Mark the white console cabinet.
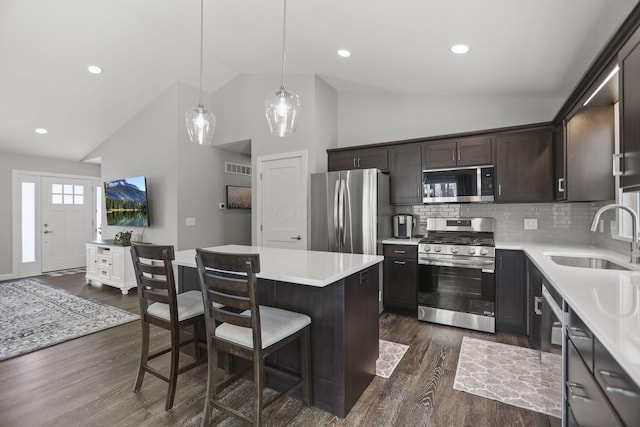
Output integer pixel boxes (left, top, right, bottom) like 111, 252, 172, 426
85, 241, 136, 295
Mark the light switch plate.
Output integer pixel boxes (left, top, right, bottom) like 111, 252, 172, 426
185, 217, 196, 226
524, 218, 538, 230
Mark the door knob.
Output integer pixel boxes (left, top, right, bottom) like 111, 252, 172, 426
290, 235, 302, 240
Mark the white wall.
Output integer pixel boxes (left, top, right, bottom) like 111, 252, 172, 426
88, 83, 180, 247
0, 152, 100, 275
337, 92, 564, 147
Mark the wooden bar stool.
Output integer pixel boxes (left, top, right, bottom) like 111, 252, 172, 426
195, 248, 312, 426
130, 243, 206, 410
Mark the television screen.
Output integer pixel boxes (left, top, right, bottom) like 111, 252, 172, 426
104, 176, 149, 226
226, 185, 251, 209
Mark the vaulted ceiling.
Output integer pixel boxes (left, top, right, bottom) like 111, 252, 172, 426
0, 0, 637, 161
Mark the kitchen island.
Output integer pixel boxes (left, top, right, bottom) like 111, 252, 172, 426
173, 244, 383, 418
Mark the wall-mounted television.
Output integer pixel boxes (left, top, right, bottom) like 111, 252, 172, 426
226, 185, 251, 209
104, 176, 150, 226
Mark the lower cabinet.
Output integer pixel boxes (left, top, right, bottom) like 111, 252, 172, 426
383, 244, 417, 314
495, 250, 527, 335
85, 241, 136, 295
565, 306, 639, 426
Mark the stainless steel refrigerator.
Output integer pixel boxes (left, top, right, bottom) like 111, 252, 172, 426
310, 168, 392, 255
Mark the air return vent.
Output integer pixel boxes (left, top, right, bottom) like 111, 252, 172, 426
225, 162, 251, 176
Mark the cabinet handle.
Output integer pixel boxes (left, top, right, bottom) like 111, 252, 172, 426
452, 150, 456, 161
558, 178, 565, 193
568, 326, 591, 340
599, 370, 622, 379
353, 158, 357, 168
606, 386, 639, 397
394, 250, 406, 254
457, 149, 461, 162
566, 382, 591, 402
613, 153, 623, 176
534, 296, 542, 315
394, 260, 406, 265
358, 157, 361, 168
498, 184, 502, 196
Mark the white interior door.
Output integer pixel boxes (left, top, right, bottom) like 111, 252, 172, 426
257, 151, 308, 250
41, 176, 93, 271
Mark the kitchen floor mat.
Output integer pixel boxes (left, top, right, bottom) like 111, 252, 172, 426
376, 339, 409, 378
453, 336, 562, 419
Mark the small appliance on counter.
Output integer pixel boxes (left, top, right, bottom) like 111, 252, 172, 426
393, 214, 415, 239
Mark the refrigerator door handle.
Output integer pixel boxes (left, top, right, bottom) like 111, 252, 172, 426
338, 179, 345, 247
333, 180, 340, 246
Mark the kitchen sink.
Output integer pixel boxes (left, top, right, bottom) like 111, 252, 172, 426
548, 255, 632, 271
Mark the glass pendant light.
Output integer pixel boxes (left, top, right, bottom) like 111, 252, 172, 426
185, 0, 216, 145
265, 0, 300, 137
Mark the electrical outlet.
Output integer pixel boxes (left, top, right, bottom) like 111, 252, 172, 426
185, 217, 196, 226
524, 218, 538, 230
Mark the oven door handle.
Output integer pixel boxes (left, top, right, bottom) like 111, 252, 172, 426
419, 257, 495, 272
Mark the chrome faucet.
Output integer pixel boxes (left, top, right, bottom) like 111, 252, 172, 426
590, 203, 640, 264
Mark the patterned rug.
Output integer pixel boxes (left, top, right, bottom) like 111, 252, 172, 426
376, 339, 409, 378
453, 336, 562, 418
0, 279, 139, 361
45, 267, 86, 277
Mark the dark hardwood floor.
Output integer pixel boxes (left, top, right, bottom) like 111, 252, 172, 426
0, 274, 559, 426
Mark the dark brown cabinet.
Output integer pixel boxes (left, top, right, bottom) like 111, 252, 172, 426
619, 27, 640, 190
422, 136, 492, 169
383, 244, 417, 313
328, 147, 388, 172
527, 259, 544, 348
388, 143, 423, 205
494, 128, 553, 202
496, 250, 527, 335
555, 105, 615, 201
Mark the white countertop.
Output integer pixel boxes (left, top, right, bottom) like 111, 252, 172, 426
497, 241, 640, 386
173, 244, 383, 288
381, 237, 422, 245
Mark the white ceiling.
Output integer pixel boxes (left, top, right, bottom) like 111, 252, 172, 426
0, 0, 637, 161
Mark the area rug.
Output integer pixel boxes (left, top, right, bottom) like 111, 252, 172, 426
376, 339, 409, 378
45, 267, 86, 277
0, 279, 139, 361
453, 336, 562, 418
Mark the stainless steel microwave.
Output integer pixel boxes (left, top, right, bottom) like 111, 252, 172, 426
422, 166, 495, 203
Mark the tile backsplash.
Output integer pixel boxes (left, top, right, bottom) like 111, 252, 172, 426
394, 200, 631, 256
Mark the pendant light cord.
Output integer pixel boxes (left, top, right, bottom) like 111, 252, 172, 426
280, 0, 287, 89
198, 0, 205, 105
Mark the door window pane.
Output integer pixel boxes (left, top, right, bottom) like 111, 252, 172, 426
21, 182, 36, 263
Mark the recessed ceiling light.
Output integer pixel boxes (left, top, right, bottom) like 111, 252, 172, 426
451, 44, 470, 55
35, 128, 48, 134
337, 49, 351, 58
87, 65, 102, 74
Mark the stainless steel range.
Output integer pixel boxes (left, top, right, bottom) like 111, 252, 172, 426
417, 217, 496, 333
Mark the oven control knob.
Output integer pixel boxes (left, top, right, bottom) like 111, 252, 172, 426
480, 248, 488, 256
424, 245, 431, 252
468, 248, 476, 255
450, 247, 458, 254
434, 246, 442, 253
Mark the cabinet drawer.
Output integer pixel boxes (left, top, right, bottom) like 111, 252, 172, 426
97, 256, 111, 266
97, 267, 111, 279
567, 307, 594, 372
383, 244, 417, 258
594, 338, 640, 427
567, 341, 623, 427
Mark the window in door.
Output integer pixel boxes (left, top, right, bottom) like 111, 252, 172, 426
21, 182, 36, 263
96, 184, 102, 239
51, 183, 84, 205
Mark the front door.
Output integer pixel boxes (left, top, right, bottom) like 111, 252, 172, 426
41, 176, 93, 272
257, 151, 308, 250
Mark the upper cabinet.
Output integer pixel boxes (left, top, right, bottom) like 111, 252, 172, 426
389, 143, 423, 205
328, 147, 388, 172
619, 26, 640, 190
494, 128, 554, 202
422, 136, 492, 169
558, 105, 615, 201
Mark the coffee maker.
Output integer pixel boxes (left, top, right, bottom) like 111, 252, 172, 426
393, 214, 415, 239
